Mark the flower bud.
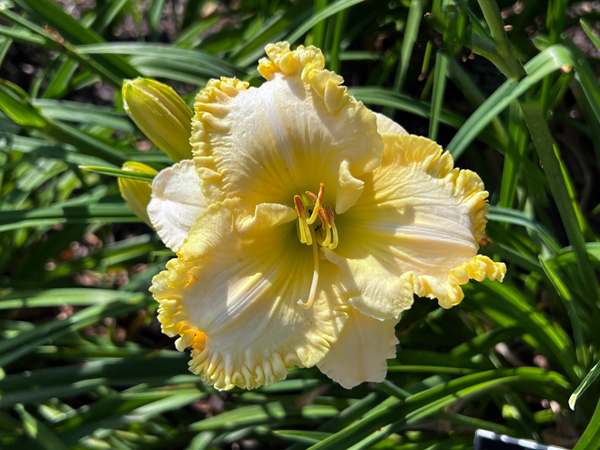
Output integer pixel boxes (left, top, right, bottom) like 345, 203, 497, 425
118, 161, 157, 226
123, 78, 193, 162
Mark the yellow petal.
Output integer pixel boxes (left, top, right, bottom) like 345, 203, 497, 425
118, 161, 157, 226
147, 160, 207, 252
317, 309, 398, 389
123, 78, 193, 162
151, 198, 347, 390
192, 43, 382, 214
325, 134, 506, 318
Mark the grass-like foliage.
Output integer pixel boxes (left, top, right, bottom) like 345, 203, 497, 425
1, 0, 600, 448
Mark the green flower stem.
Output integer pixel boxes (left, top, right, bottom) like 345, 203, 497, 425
476, 0, 526, 80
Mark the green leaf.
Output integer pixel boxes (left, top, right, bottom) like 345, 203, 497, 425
463, 280, 579, 382
33, 99, 134, 132
307, 368, 569, 450
446, 45, 572, 159
14, 404, 69, 450
273, 429, 327, 444
13, 0, 140, 80
475, 0, 525, 78
539, 256, 588, 368
574, 399, 600, 450
522, 102, 599, 306
92, 0, 129, 34
570, 362, 600, 410
393, 0, 422, 93
311, 0, 328, 49
0, 289, 143, 310
286, 0, 366, 44
43, 120, 127, 166
76, 43, 242, 78
0, 79, 47, 127
229, 0, 312, 67
429, 52, 448, 141
190, 402, 345, 432
350, 86, 504, 150
0, 199, 139, 232
148, 0, 167, 31
581, 20, 600, 51
0, 295, 150, 368
487, 206, 560, 252
41, 57, 79, 99
80, 166, 156, 182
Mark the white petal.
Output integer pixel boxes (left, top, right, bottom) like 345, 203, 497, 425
151, 198, 347, 390
147, 160, 207, 251
325, 134, 505, 318
318, 309, 398, 389
375, 112, 408, 135
192, 48, 383, 215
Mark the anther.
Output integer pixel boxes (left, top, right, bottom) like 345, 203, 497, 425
324, 204, 334, 224
317, 209, 328, 227
294, 195, 305, 217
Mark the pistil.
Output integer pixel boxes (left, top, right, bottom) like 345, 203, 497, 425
293, 183, 338, 308
298, 228, 319, 309
306, 183, 324, 225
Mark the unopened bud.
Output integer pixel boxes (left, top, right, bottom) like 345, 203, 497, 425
123, 78, 193, 162
118, 161, 157, 226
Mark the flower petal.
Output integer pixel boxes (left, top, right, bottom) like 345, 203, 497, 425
192, 43, 383, 214
317, 309, 398, 389
374, 112, 408, 135
147, 160, 207, 252
151, 198, 347, 390
325, 134, 506, 319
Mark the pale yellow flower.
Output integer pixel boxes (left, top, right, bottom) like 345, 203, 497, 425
143, 42, 506, 390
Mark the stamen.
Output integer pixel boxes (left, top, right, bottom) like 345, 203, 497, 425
317, 183, 325, 204
306, 183, 324, 225
294, 195, 312, 245
298, 228, 319, 309
317, 209, 328, 227
319, 208, 331, 246
325, 204, 338, 249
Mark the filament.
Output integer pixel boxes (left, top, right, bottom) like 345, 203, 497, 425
298, 228, 319, 309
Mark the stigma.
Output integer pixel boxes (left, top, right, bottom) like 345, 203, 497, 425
294, 184, 339, 309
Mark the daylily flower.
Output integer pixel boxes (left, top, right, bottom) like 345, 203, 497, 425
128, 42, 505, 390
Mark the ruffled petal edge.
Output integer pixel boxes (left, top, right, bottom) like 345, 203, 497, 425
400, 254, 506, 309
150, 199, 346, 390
191, 77, 250, 201
257, 42, 379, 140
384, 134, 490, 243
152, 239, 307, 391
382, 134, 505, 309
